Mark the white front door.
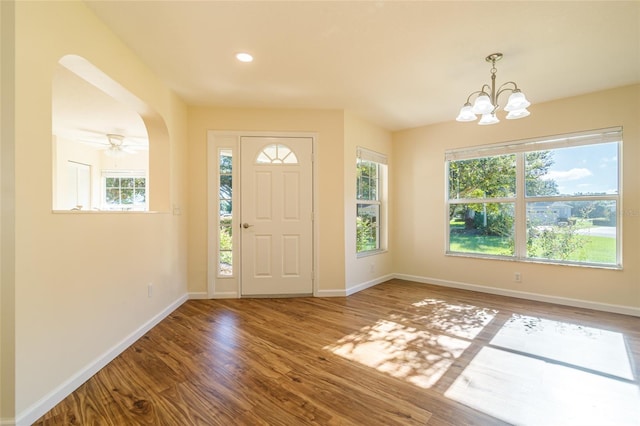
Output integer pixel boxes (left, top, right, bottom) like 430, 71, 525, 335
240, 136, 313, 296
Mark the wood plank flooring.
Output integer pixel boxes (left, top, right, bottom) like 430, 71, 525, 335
35, 279, 640, 425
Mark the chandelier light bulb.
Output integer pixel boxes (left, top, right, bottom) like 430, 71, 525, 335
504, 90, 531, 112
506, 108, 531, 120
479, 113, 500, 125
472, 94, 494, 115
456, 104, 478, 122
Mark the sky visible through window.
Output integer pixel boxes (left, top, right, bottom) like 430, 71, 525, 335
539, 142, 618, 195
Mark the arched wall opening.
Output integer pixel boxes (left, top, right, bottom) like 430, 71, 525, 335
52, 54, 170, 212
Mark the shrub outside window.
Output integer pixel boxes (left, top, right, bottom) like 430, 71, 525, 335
446, 128, 621, 268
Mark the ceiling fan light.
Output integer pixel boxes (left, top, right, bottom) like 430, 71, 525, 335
506, 108, 531, 120
105, 147, 126, 158
478, 113, 500, 125
504, 90, 531, 112
471, 94, 494, 115
456, 104, 477, 122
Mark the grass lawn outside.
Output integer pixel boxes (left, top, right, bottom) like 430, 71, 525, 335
565, 236, 616, 264
449, 222, 616, 265
449, 233, 514, 256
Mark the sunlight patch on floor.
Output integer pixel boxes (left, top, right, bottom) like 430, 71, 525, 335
324, 299, 497, 388
324, 319, 469, 388
445, 346, 640, 426
411, 298, 497, 340
491, 314, 634, 380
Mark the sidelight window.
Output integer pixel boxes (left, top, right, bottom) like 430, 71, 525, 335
219, 149, 233, 276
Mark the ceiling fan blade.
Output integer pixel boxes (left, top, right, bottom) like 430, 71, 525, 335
55, 128, 149, 156
78, 139, 108, 146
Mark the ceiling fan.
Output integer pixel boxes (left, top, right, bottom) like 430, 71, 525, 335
68, 129, 149, 157
104, 134, 136, 157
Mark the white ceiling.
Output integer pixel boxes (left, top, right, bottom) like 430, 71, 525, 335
52, 64, 149, 147
81, 0, 639, 131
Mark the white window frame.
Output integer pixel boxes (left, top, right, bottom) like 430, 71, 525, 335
356, 147, 388, 255
445, 127, 622, 269
101, 170, 148, 211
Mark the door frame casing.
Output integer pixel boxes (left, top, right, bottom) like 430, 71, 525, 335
206, 131, 318, 299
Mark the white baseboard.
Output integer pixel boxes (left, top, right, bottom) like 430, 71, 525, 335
315, 274, 394, 297
394, 273, 640, 317
346, 274, 394, 296
15, 294, 188, 426
315, 288, 348, 297
211, 291, 239, 299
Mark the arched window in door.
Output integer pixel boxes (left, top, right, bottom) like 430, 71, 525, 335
256, 144, 298, 164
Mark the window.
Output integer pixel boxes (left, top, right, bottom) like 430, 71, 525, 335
357, 147, 387, 254
102, 171, 147, 211
256, 144, 298, 164
219, 149, 233, 276
446, 128, 621, 268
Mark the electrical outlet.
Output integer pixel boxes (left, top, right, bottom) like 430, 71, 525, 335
148, 283, 153, 298
514, 272, 522, 282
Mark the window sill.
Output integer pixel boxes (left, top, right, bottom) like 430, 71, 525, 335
52, 209, 167, 214
357, 249, 388, 259
445, 251, 622, 271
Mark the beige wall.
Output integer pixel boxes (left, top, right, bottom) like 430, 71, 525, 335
4, 0, 639, 423
187, 107, 347, 295
344, 112, 393, 291
1, 0, 16, 422
11, 1, 188, 422
392, 85, 640, 310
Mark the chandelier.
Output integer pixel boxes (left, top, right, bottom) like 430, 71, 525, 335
456, 53, 531, 125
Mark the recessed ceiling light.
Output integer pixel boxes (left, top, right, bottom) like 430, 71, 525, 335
236, 52, 253, 63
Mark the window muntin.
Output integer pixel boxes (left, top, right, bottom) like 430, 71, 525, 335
356, 147, 387, 254
446, 128, 621, 268
102, 171, 146, 211
256, 144, 298, 164
219, 149, 233, 276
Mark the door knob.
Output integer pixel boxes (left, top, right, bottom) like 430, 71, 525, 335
242, 223, 253, 229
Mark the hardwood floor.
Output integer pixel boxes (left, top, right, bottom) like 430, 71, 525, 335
35, 279, 640, 425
